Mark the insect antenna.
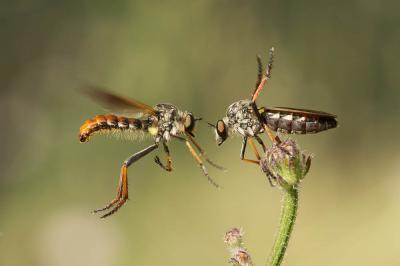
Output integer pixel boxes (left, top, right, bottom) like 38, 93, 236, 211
207, 122, 216, 128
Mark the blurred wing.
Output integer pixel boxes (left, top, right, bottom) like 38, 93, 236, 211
83, 86, 156, 116
264, 107, 337, 118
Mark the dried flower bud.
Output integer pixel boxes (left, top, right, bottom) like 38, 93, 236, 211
260, 139, 311, 189
230, 248, 253, 266
224, 228, 253, 266
224, 228, 243, 247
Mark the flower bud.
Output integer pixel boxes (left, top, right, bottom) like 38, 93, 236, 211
260, 139, 311, 189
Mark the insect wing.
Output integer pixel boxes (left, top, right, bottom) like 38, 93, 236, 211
83, 86, 156, 117
264, 107, 336, 118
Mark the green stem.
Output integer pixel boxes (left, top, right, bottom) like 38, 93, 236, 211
268, 187, 299, 266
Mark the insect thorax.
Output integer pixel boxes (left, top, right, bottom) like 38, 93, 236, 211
150, 103, 186, 141
224, 99, 264, 137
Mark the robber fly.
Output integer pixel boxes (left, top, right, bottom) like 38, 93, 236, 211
211, 47, 337, 168
79, 87, 223, 218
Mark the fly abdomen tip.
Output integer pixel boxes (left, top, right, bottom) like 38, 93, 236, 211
79, 133, 89, 143
328, 118, 338, 129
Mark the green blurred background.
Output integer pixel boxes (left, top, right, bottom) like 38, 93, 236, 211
1, 1, 399, 265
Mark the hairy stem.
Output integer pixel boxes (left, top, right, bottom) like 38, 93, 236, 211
268, 186, 299, 266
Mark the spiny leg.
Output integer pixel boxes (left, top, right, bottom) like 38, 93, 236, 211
92, 167, 124, 213
185, 133, 226, 171
99, 166, 129, 219
251, 47, 275, 102
93, 143, 158, 218
184, 140, 220, 188
255, 54, 263, 89
154, 142, 173, 172
249, 48, 280, 144
266, 47, 274, 79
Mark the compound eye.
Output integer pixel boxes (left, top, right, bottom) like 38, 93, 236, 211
184, 113, 195, 131
215, 120, 228, 146
216, 120, 226, 136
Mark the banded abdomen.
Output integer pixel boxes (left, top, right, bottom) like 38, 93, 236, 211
79, 114, 144, 142
261, 107, 337, 134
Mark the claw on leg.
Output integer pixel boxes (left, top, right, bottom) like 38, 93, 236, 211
93, 165, 129, 219
154, 155, 173, 172
100, 165, 129, 219
154, 142, 173, 172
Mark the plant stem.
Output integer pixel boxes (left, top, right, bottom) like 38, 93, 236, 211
268, 186, 299, 266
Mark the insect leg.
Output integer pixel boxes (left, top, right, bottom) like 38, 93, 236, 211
261, 164, 277, 187
266, 47, 274, 79
250, 101, 282, 145
248, 138, 261, 160
263, 125, 282, 144
240, 137, 260, 165
251, 47, 275, 102
240, 137, 248, 160
184, 140, 220, 188
154, 142, 173, 172
254, 135, 267, 152
93, 143, 159, 218
241, 158, 260, 165
171, 134, 221, 187
185, 133, 226, 171
255, 54, 263, 89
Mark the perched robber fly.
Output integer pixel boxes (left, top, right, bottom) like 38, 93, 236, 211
79, 87, 223, 218
210, 47, 337, 178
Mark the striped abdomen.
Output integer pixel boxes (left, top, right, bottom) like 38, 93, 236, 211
79, 114, 144, 142
261, 108, 337, 134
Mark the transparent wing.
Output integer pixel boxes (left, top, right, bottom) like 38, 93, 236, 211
82, 86, 156, 117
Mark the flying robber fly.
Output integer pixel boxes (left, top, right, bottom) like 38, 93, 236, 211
79, 87, 224, 218
210, 47, 337, 183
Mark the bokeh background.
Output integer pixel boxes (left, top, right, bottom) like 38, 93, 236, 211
1, 1, 399, 265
